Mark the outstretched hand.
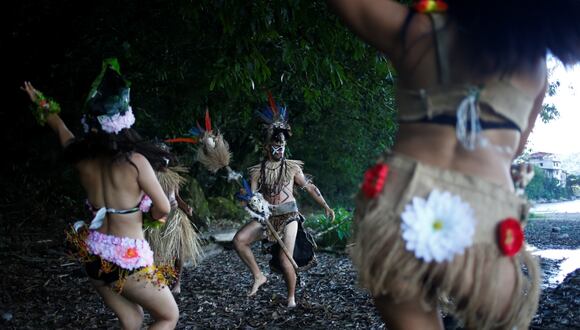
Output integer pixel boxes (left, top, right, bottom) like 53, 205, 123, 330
325, 207, 335, 222
21, 81, 41, 103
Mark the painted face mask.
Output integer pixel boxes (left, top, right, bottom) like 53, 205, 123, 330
271, 144, 285, 156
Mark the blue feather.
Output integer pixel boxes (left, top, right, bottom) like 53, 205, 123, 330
263, 107, 274, 120
234, 177, 254, 201
189, 127, 203, 137
279, 106, 287, 121
235, 192, 251, 201
242, 178, 253, 197
255, 109, 273, 124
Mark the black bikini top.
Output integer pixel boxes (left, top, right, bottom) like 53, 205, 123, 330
396, 13, 535, 133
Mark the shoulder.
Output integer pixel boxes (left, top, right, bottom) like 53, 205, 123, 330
286, 159, 304, 166
248, 162, 261, 170
508, 57, 548, 98
247, 162, 262, 179
285, 159, 304, 174
129, 152, 149, 164
248, 163, 261, 173
128, 152, 154, 172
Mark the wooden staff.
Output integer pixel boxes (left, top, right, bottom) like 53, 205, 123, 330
264, 218, 299, 270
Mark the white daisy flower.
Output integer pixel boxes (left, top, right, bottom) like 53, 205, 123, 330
401, 189, 476, 263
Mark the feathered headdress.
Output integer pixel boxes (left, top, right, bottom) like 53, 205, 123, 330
166, 109, 231, 173
255, 92, 291, 145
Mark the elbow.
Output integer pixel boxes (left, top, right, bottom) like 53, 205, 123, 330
152, 199, 171, 220
152, 209, 170, 221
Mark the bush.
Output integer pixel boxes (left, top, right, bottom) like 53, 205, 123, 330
305, 207, 352, 248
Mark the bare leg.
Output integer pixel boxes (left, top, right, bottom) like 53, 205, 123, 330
121, 273, 179, 330
172, 258, 183, 294
279, 221, 298, 308
90, 279, 144, 330
375, 295, 443, 330
233, 220, 267, 296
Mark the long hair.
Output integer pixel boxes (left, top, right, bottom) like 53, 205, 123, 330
445, 0, 580, 73
64, 128, 173, 171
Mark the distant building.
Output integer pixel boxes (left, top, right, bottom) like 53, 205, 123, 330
528, 152, 567, 186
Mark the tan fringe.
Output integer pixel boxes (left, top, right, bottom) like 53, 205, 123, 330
351, 154, 541, 330
352, 206, 539, 329
145, 208, 203, 266
197, 133, 231, 173
248, 159, 304, 186
156, 167, 187, 195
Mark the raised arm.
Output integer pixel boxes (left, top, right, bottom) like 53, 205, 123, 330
295, 169, 335, 221
133, 153, 171, 221
515, 76, 548, 157
21, 81, 75, 148
327, 0, 411, 57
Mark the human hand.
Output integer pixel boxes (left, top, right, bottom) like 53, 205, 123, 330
325, 207, 335, 222
21, 81, 41, 103
21, 81, 61, 126
183, 204, 193, 217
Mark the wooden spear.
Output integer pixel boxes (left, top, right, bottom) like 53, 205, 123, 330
263, 218, 299, 270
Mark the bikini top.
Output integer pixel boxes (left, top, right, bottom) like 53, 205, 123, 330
397, 13, 536, 151
84, 194, 151, 230
86, 200, 142, 215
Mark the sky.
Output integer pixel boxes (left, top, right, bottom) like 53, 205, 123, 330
527, 58, 580, 156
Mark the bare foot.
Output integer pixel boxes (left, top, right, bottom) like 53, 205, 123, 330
247, 274, 267, 296
171, 281, 181, 294
287, 297, 296, 308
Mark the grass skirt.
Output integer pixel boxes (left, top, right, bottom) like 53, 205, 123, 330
351, 153, 540, 329
145, 208, 203, 267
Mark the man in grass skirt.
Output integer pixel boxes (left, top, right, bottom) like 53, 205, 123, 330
233, 94, 335, 308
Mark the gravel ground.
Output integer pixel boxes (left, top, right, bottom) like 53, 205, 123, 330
0, 216, 578, 329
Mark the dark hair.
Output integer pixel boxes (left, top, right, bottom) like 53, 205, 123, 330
64, 128, 173, 171
445, 0, 580, 73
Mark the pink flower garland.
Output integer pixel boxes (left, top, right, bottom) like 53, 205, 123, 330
139, 195, 152, 213
97, 107, 136, 134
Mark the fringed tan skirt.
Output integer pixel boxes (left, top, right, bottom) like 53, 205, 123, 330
352, 153, 540, 330
145, 208, 203, 267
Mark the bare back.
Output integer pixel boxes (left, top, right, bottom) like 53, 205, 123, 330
330, 0, 548, 189
76, 152, 169, 239
393, 14, 546, 188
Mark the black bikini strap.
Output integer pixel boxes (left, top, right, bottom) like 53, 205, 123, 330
428, 13, 451, 84
399, 9, 417, 48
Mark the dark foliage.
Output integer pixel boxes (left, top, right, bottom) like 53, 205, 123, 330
5, 0, 398, 212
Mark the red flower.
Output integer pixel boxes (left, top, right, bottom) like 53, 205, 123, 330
497, 218, 524, 256
362, 163, 389, 198
123, 247, 139, 259
414, 0, 448, 13
39, 99, 50, 109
